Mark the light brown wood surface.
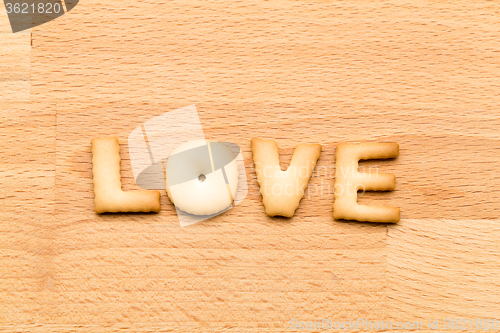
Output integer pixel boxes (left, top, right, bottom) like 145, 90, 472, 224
0, 2, 30, 101
1, 0, 500, 332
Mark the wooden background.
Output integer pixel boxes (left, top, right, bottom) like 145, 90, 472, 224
1, 0, 500, 331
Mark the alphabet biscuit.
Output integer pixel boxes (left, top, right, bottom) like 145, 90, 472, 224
251, 138, 321, 217
92, 137, 161, 213
165, 140, 239, 216
333, 143, 400, 223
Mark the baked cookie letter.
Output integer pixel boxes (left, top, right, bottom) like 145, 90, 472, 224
92, 137, 161, 213
251, 138, 321, 217
333, 143, 399, 223
165, 140, 239, 216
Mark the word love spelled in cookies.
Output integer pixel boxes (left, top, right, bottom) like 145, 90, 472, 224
91, 137, 400, 223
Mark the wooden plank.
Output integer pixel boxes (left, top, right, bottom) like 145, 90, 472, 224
0, 104, 55, 215
0, 324, 455, 333
0, 33, 30, 101
387, 218, 500, 321
31, 0, 500, 108
0, 104, 54, 164
0, 2, 31, 101
0, 104, 55, 325
0, 212, 54, 325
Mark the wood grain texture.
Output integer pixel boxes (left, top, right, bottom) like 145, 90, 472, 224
0, 0, 499, 331
0, 33, 30, 101
0, 3, 31, 101
388, 219, 500, 321
0, 103, 55, 325
31, 0, 500, 107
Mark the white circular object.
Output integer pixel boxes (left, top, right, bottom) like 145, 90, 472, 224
165, 140, 239, 215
